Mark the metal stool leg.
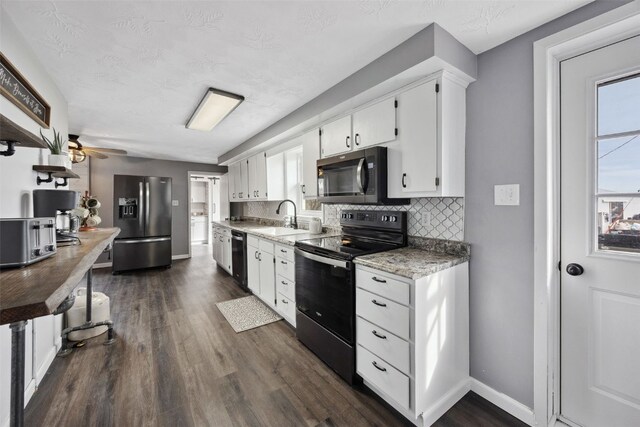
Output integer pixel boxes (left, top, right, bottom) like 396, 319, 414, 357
10, 320, 27, 427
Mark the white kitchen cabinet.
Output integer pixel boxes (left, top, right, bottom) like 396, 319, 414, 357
355, 262, 469, 426
387, 73, 467, 198
239, 160, 249, 200
228, 164, 238, 202
247, 237, 276, 309
352, 97, 397, 149
301, 128, 320, 198
320, 115, 352, 158
247, 152, 268, 200
213, 226, 232, 274
266, 153, 285, 201
191, 216, 207, 242
191, 181, 206, 203
274, 243, 296, 326
223, 229, 233, 273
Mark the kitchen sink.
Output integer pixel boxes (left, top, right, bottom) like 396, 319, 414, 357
247, 227, 309, 236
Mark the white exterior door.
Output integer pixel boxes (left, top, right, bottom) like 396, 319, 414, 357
560, 36, 640, 427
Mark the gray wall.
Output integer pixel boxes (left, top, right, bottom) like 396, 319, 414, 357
90, 156, 226, 260
465, 0, 630, 408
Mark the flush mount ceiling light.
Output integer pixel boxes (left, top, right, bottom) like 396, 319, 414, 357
185, 88, 244, 131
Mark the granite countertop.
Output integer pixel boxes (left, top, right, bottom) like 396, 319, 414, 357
354, 237, 470, 280
212, 220, 338, 246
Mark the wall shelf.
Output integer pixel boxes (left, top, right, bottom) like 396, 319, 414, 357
0, 114, 47, 156
32, 165, 79, 188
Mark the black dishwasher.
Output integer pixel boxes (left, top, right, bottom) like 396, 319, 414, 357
231, 230, 247, 291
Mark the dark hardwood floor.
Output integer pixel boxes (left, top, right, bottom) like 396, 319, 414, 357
25, 245, 527, 427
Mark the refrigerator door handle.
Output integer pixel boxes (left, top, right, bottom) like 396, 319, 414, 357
145, 181, 150, 234
139, 181, 144, 231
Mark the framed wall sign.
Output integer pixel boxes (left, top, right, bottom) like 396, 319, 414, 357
0, 52, 51, 128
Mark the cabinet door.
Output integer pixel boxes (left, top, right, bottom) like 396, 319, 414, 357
352, 97, 397, 149
239, 160, 249, 200
301, 128, 320, 198
247, 155, 257, 200
396, 81, 438, 194
225, 236, 233, 273
259, 251, 276, 308
228, 164, 237, 201
320, 115, 352, 158
247, 245, 260, 294
266, 153, 285, 201
255, 153, 267, 200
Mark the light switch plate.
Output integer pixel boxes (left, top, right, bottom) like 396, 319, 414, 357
172, 200, 179, 206
494, 184, 520, 206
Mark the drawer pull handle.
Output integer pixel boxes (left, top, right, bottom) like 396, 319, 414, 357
281, 261, 287, 264
372, 361, 387, 372
280, 249, 287, 253
372, 330, 387, 340
372, 299, 387, 307
281, 299, 288, 304
281, 281, 287, 285
371, 276, 387, 283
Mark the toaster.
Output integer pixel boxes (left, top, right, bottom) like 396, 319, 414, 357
0, 218, 57, 268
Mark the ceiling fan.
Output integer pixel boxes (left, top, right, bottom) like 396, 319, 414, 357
67, 134, 127, 163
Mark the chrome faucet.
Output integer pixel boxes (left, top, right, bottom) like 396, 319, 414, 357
276, 199, 298, 229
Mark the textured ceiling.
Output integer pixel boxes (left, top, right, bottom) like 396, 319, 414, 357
2, 0, 590, 163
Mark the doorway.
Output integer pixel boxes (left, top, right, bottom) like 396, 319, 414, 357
188, 171, 222, 255
559, 36, 640, 426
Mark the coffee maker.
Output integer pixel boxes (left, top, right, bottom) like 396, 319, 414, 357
33, 190, 80, 246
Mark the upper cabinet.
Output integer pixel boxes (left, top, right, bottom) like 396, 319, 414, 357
300, 128, 320, 198
320, 98, 397, 158
320, 115, 352, 158
247, 152, 268, 200
352, 97, 397, 149
387, 73, 466, 198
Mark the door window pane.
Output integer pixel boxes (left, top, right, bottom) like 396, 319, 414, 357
597, 196, 640, 253
597, 135, 640, 193
598, 74, 640, 136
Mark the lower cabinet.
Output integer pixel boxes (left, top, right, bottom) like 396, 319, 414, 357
212, 226, 232, 275
247, 236, 276, 310
355, 263, 469, 426
274, 244, 296, 327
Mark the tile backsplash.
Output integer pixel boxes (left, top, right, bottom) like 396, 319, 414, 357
236, 198, 465, 241
323, 198, 465, 241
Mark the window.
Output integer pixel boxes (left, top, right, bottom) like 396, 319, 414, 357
284, 146, 322, 217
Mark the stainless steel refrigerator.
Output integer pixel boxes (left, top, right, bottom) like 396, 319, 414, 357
112, 175, 172, 273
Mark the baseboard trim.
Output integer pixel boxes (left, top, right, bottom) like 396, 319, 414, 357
470, 378, 535, 426
92, 253, 190, 270
35, 346, 58, 386
421, 378, 471, 427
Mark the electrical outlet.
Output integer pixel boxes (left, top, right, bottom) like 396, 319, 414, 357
172, 200, 179, 206
421, 212, 431, 227
494, 184, 520, 206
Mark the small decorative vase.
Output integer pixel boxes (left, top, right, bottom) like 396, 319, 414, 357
48, 154, 68, 168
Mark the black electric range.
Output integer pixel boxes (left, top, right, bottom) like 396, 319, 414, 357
294, 210, 407, 384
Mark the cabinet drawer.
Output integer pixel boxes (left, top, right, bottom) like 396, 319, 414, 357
259, 239, 274, 254
356, 288, 410, 340
357, 268, 410, 306
247, 235, 260, 248
357, 345, 409, 410
277, 275, 295, 301
357, 316, 410, 375
275, 244, 294, 262
277, 293, 296, 325
276, 257, 295, 281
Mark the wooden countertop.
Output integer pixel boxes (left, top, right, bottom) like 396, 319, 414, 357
0, 228, 120, 325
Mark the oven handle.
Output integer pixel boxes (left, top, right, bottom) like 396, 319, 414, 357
295, 248, 348, 269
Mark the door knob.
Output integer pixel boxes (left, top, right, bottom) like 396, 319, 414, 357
566, 263, 584, 276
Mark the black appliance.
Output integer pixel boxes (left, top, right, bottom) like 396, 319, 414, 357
294, 210, 407, 384
231, 230, 247, 290
112, 175, 172, 273
32, 189, 79, 245
316, 146, 409, 205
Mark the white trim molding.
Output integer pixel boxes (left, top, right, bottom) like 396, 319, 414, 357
470, 378, 535, 426
533, 2, 640, 426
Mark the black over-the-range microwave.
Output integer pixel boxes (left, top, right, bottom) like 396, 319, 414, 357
316, 146, 410, 205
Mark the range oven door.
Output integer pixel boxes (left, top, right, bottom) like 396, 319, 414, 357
294, 248, 354, 344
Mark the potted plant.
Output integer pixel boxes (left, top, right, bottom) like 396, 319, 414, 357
40, 128, 70, 168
